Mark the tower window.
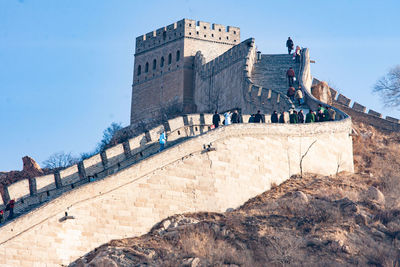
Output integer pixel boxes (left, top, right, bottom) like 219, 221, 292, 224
176, 50, 180, 62
163, 31, 166, 40
153, 59, 156, 70
168, 53, 172, 65
160, 56, 164, 67
137, 65, 141, 76
145, 62, 149, 73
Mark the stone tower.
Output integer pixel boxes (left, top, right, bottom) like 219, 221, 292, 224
131, 19, 240, 125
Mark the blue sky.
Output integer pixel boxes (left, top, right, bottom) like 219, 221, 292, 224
1, 0, 400, 171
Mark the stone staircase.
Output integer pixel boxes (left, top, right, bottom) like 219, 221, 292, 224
251, 54, 305, 109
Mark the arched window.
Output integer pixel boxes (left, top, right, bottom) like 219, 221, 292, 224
137, 65, 141, 76
176, 50, 180, 62
160, 57, 164, 67
153, 59, 157, 70
145, 62, 149, 73
168, 53, 172, 65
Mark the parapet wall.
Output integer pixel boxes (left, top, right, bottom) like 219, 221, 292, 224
0, 116, 353, 266
242, 41, 294, 113
135, 19, 240, 55
312, 78, 400, 132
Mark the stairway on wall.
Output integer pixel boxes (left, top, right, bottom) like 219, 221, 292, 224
251, 54, 305, 109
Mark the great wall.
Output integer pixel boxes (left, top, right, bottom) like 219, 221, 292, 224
0, 19, 399, 266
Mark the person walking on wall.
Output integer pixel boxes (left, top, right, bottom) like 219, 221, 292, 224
287, 86, 296, 102
224, 111, 232, 125
212, 111, 221, 128
305, 109, 316, 123
231, 110, 240, 123
248, 114, 255, 123
286, 67, 295, 87
286, 37, 294, 54
254, 110, 263, 123
5, 199, 15, 219
279, 111, 286, 123
271, 110, 279, 123
159, 130, 166, 152
289, 110, 298, 124
294, 45, 301, 63
295, 87, 304, 106
298, 109, 305, 123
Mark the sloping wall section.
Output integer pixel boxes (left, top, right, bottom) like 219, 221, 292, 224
0, 119, 353, 266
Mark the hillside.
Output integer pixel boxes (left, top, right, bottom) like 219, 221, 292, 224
69, 119, 400, 267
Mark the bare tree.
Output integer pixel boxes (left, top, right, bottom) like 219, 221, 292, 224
43, 152, 79, 169
373, 65, 400, 108
300, 140, 317, 178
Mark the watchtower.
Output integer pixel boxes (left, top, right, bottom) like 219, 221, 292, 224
131, 19, 240, 125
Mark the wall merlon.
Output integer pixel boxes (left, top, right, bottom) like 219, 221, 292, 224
59, 165, 80, 186
337, 94, 351, 107
368, 109, 382, 118
7, 179, 30, 201
35, 174, 56, 193
385, 116, 400, 123
352, 102, 366, 113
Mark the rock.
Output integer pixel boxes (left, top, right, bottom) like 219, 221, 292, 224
293, 191, 309, 204
311, 81, 332, 105
355, 214, 367, 226
342, 245, 351, 254
88, 253, 118, 267
22, 156, 43, 177
191, 257, 200, 267
162, 219, 171, 230
330, 239, 344, 252
366, 186, 385, 205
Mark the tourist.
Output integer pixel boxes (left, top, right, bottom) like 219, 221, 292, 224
159, 130, 166, 152
0, 210, 3, 223
317, 104, 326, 122
279, 111, 286, 123
294, 46, 301, 63
5, 199, 15, 219
289, 110, 298, 124
286, 37, 294, 54
248, 114, 255, 123
323, 106, 330, 121
254, 110, 263, 123
224, 111, 232, 125
287, 86, 296, 102
305, 109, 316, 123
295, 87, 303, 105
298, 109, 305, 123
286, 67, 295, 87
271, 110, 279, 123
212, 111, 220, 128
327, 106, 336, 121
231, 110, 240, 123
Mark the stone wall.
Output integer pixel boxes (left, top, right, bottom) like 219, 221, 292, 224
131, 19, 240, 124
312, 78, 400, 132
0, 116, 353, 266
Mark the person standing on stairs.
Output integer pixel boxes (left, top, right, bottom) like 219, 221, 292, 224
287, 86, 296, 102
286, 37, 294, 54
295, 87, 304, 105
286, 67, 296, 87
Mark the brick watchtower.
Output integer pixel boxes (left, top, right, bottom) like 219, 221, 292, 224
131, 19, 240, 125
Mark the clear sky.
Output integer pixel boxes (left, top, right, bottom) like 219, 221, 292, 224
1, 0, 400, 171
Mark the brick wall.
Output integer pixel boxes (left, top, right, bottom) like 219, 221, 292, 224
0, 118, 353, 266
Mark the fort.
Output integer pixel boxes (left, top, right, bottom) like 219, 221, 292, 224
0, 19, 399, 266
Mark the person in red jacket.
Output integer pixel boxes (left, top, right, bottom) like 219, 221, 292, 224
286, 67, 295, 87
5, 199, 15, 219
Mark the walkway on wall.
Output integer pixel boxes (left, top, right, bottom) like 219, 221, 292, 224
252, 54, 306, 109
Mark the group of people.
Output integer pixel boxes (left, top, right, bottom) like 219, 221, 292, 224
286, 104, 336, 124
212, 110, 241, 128
286, 37, 301, 63
287, 86, 304, 105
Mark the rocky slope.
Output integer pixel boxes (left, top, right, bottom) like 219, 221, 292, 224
70, 120, 400, 267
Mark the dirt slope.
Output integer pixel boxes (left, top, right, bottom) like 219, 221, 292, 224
70, 120, 400, 267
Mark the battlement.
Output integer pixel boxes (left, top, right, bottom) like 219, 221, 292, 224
135, 19, 240, 54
